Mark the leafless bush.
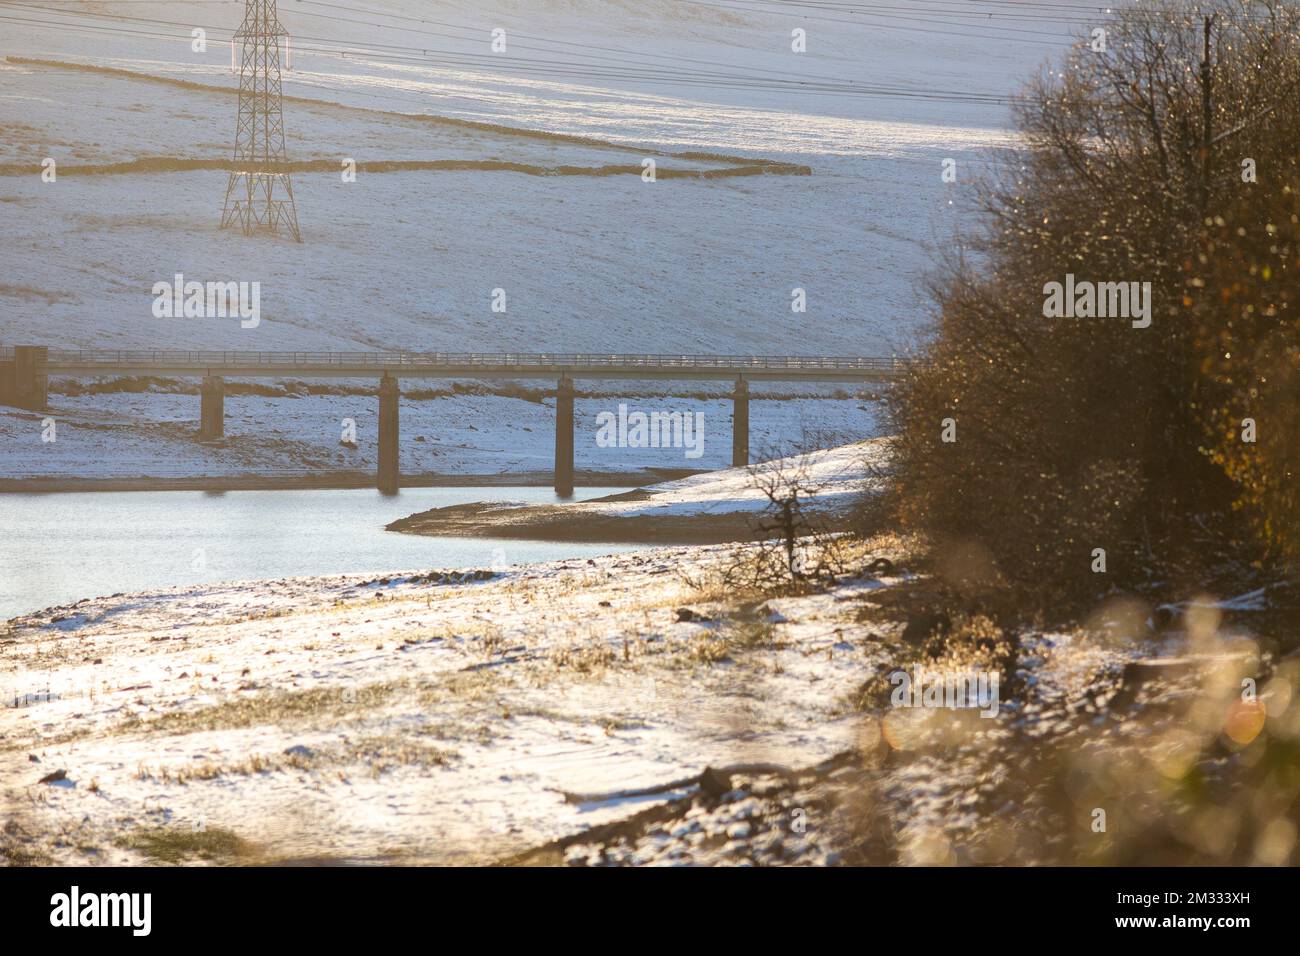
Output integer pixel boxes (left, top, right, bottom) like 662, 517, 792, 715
718, 449, 854, 592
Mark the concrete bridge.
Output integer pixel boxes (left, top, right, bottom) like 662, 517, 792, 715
1, 346, 907, 494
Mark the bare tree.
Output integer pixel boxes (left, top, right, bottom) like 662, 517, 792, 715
720, 447, 853, 591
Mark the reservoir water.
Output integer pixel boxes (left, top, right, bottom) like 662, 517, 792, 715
0, 487, 635, 620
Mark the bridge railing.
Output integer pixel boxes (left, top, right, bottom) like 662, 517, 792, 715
20, 349, 908, 373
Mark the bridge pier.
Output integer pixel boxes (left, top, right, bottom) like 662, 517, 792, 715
554, 375, 574, 497
731, 377, 749, 468
378, 374, 400, 495
199, 376, 225, 441
0, 346, 48, 411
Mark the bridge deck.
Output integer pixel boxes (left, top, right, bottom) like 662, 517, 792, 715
3, 349, 908, 383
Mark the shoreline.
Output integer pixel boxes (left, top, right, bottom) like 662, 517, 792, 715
0, 469, 700, 495
384, 442, 881, 545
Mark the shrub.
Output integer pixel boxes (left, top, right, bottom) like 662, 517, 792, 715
883, 1, 1300, 604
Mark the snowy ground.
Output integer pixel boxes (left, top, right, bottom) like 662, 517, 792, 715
578, 438, 881, 517
0, 538, 906, 865
390, 439, 886, 542
0, 0, 1046, 355
4, 524, 1275, 867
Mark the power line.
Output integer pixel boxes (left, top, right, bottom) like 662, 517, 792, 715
1, 0, 1014, 99
668, 0, 1077, 44
0, 3, 1017, 105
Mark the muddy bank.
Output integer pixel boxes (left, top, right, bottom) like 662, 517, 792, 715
386, 496, 760, 545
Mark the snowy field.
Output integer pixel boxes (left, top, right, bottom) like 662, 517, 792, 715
0, 0, 1089, 479
0, 0, 1065, 354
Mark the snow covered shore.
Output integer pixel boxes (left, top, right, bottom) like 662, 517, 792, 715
0, 441, 886, 863
389, 438, 887, 543
6, 522, 1268, 867
0, 536, 906, 865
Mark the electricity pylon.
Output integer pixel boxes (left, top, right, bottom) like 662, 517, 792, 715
220, 0, 302, 242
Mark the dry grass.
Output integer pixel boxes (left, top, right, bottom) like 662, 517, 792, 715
117, 826, 253, 864
343, 735, 457, 773
115, 680, 410, 737
550, 641, 618, 673
1, 816, 54, 866
136, 753, 282, 784
687, 634, 731, 665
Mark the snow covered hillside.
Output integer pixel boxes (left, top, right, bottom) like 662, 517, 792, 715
0, 0, 1087, 354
